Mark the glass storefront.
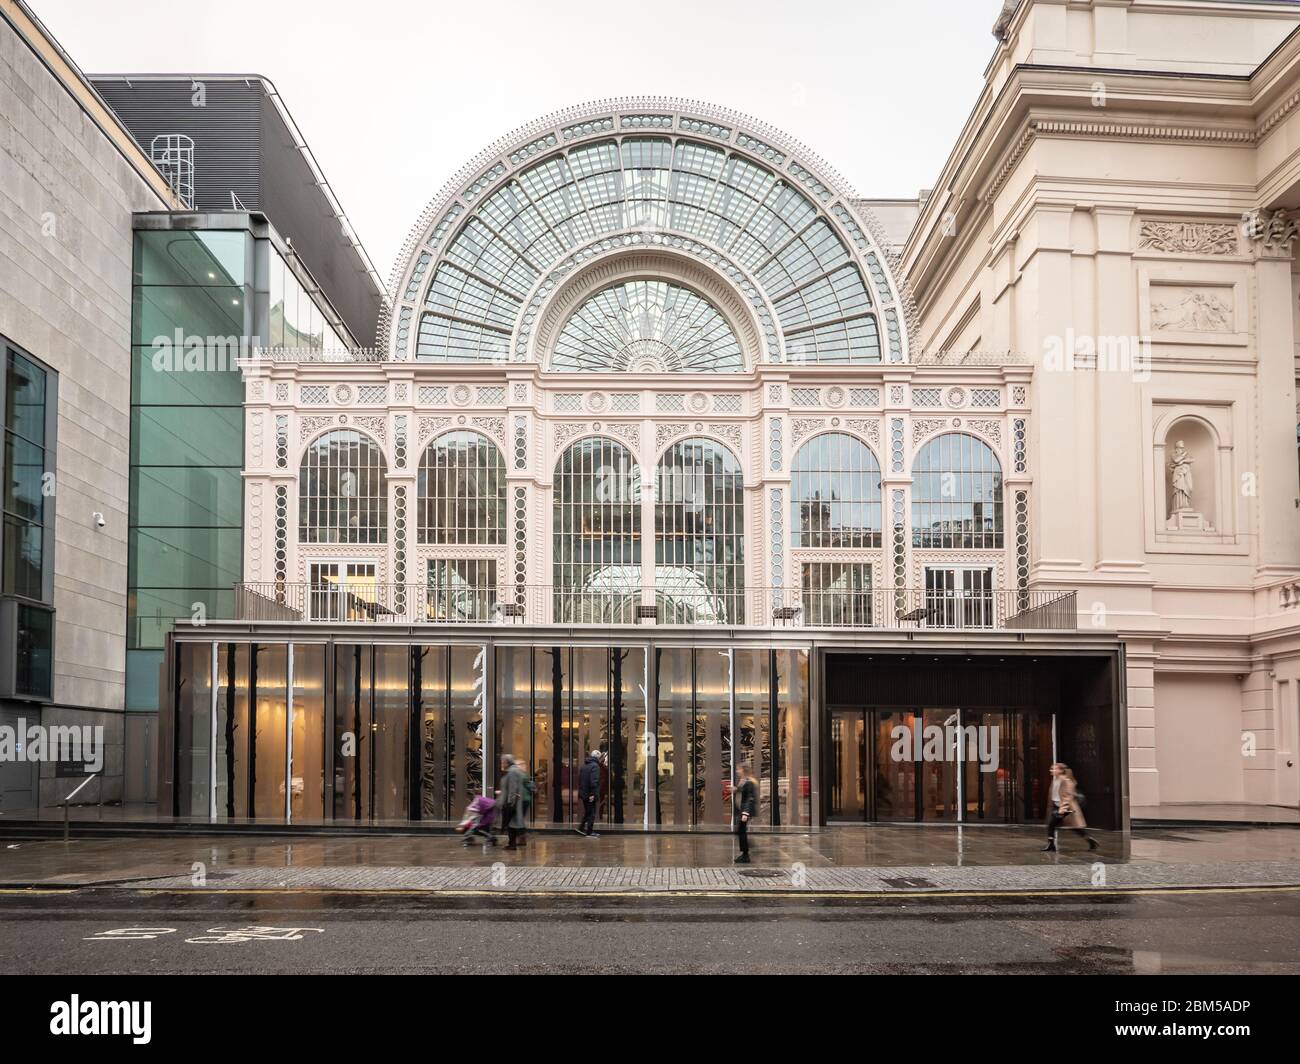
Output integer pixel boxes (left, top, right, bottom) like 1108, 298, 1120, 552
169, 641, 1119, 829
170, 639, 810, 828
830, 706, 1056, 823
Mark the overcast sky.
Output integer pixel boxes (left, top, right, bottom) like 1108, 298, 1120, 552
30, 0, 1000, 281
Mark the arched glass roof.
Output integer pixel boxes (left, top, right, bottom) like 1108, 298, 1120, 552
392, 102, 910, 367
552, 280, 743, 372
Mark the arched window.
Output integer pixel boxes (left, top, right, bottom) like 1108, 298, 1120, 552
298, 430, 387, 544
790, 432, 880, 626
791, 433, 882, 548
416, 430, 505, 544
655, 437, 745, 624
912, 432, 1003, 549
553, 437, 641, 622
552, 280, 743, 372
407, 125, 901, 366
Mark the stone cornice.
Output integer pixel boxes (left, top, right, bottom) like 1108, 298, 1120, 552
981, 117, 1258, 206
904, 58, 1282, 296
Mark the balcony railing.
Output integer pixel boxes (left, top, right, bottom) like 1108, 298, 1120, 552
232, 583, 1078, 631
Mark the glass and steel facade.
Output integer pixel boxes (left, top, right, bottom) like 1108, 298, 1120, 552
0, 339, 56, 701
169, 632, 812, 828
128, 228, 247, 709
128, 216, 357, 710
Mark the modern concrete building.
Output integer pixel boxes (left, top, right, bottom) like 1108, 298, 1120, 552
0, 0, 177, 808
0, 1, 377, 808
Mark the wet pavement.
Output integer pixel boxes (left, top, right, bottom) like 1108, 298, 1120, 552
0, 887, 1296, 973
1, 824, 1298, 894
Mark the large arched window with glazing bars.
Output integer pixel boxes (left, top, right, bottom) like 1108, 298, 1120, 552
298, 430, 387, 544
654, 437, 745, 625
911, 432, 1004, 549
790, 432, 882, 626
416, 430, 506, 621
552, 437, 642, 623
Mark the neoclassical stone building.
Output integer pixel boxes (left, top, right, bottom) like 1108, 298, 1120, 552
199, 0, 1300, 826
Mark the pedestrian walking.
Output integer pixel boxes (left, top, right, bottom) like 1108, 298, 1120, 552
577, 747, 603, 837
733, 763, 758, 864
500, 754, 530, 851
1042, 762, 1099, 852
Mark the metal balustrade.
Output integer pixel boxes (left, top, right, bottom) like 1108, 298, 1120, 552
233, 582, 1079, 631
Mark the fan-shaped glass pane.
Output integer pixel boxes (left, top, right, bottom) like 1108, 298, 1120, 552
552, 280, 743, 372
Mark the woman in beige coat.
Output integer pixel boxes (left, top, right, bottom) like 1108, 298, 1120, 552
1042, 763, 1099, 852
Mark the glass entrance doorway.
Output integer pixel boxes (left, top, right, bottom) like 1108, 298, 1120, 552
829, 707, 1055, 823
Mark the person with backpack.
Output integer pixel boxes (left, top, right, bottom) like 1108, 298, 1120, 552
1042, 762, 1099, 852
500, 754, 531, 851
577, 747, 604, 837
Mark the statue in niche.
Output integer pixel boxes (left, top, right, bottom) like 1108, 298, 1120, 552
1169, 440, 1194, 511
1165, 438, 1215, 533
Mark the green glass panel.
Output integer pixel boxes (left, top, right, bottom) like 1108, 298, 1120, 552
130, 465, 243, 527
15, 602, 52, 699
129, 527, 242, 589
126, 648, 166, 711
2, 514, 42, 598
132, 285, 247, 347
5, 348, 46, 446
4, 434, 45, 522
134, 230, 248, 287
131, 346, 245, 406
129, 588, 235, 650
130, 407, 244, 467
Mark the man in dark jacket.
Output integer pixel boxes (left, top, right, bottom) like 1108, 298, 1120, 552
577, 749, 603, 837
733, 763, 758, 864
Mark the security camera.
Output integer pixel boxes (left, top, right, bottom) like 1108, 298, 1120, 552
92, 512, 106, 528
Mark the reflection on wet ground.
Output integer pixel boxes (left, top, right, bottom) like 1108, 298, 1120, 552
0, 887, 1297, 974
2, 824, 1299, 886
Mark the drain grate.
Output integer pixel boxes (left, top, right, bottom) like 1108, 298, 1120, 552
736, 868, 785, 879
880, 876, 937, 889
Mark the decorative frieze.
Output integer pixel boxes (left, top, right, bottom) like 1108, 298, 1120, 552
1138, 221, 1240, 257
555, 422, 589, 450
299, 415, 335, 441
965, 418, 1002, 448
418, 416, 453, 444
655, 422, 689, 451
354, 415, 387, 442
708, 423, 743, 451
791, 417, 826, 446
845, 419, 880, 447
605, 421, 640, 449
472, 416, 506, 444
911, 417, 949, 445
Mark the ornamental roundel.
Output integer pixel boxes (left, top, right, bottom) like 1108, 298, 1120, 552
386, 98, 916, 372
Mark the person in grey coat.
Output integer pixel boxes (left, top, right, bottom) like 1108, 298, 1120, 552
500, 755, 530, 850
